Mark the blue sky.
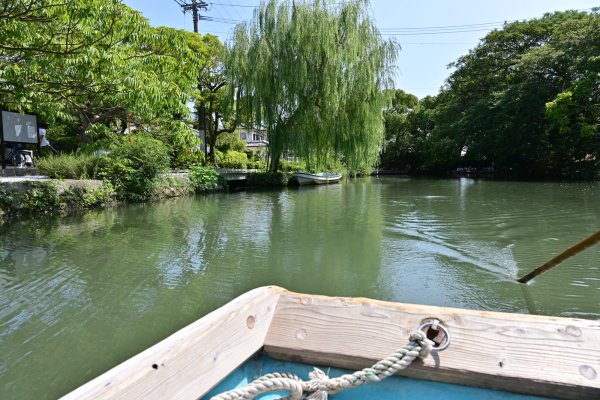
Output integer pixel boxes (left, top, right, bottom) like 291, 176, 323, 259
123, 0, 598, 99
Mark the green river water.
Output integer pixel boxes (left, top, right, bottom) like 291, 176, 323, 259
1, 177, 599, 399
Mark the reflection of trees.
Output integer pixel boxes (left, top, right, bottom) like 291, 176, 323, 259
261, 183, 385, 298
163, 183, 386, 301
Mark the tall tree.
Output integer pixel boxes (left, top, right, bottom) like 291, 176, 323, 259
435, 9, 600, 177
0, 1, 202, 144
197, 34, 238, 165
225, 0, 398, 172
381, 89, 422, 171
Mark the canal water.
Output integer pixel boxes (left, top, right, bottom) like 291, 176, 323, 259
1, 177, 599, 399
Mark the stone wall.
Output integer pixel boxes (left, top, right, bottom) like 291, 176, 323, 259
0, 179, 116, 218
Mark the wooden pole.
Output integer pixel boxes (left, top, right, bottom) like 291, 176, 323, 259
518, 228, 600, 283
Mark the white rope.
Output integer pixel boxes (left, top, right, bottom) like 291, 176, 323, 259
211, 330, 434, 400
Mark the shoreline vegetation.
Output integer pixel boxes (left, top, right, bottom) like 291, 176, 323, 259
0, 168, 302, 221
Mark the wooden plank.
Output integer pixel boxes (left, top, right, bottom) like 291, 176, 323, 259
264, 291, 600, 400
61, 286, 283, 400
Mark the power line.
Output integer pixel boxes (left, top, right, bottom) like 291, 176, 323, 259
379, 21, 503, 31
199, 4, 595, 38
210, 3, 228, 22
215, 2, 238, 23
210, 2, 257, 7
225, 0, 245, 20
397, 42, 474, 45
380, 28, 501, 36
200, 7, 506, 32
209, 1, 358, 8
174, 0, 210, 33
201, 30, 231, 35
204, 16, 244, 24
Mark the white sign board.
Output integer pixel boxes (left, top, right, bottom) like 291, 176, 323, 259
1, 111, 38, 144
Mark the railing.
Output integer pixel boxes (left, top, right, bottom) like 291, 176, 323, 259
215, 168, 259, 181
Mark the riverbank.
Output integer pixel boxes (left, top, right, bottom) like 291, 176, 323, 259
0, 173, 195, 220
0, 171, 297, 221
0, 179, 117, 219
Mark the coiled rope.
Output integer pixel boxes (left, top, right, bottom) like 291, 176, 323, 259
211, 330, 435, 400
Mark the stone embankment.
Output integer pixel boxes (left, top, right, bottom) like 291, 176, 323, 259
0, 177, 116, 219
0, 168, 298, 221
0, 171, 196, 220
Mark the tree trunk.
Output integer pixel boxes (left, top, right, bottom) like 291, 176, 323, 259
269, 155, 281, 172
207, 134, 218, 166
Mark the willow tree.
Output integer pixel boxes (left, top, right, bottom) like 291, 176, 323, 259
225, 0, 398, 172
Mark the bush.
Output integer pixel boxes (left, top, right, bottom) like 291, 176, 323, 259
246, 172, 292, 187
189, 166, 226, 192
153, 175, 195, 198
220, 150, 248, 169
0, 180, 115, 216
279, 159, 305, 172
156, 122, 204, 169
217, 131, 246, 153
100, 135, 170, 200
36, 153, 107, 179
171, 147, 205, 169
0, 181, 60, 213
214, 149, 224, 165
247, 159, 267, 170
61, 181, 116, 208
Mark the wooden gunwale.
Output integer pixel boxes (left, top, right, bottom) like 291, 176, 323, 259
265, 290, 600, 400
60, 286, 283, 400
61, 286, 600, 400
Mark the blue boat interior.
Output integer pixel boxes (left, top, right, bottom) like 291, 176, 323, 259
202, 354, 550, 399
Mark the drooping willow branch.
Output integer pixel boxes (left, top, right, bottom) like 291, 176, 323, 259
225, 0, 398, 173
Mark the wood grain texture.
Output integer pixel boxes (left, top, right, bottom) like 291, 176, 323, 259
60, 286, 283, 400
264, 291, 600, 400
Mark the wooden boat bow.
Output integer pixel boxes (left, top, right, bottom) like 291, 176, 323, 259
61, 286, 600, 400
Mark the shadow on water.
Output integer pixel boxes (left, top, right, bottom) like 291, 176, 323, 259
519, 283, 538, 315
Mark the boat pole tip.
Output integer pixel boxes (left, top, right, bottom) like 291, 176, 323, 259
516, 228, 600, 284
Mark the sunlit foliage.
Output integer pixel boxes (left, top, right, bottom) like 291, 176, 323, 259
0, 0, 202, 148
225, 0, 398, 172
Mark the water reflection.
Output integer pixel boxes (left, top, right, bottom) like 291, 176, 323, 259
0, 178, 599, 399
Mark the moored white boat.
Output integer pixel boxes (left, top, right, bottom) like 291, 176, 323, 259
292, 172, 343, 185
61, 286, 600, 400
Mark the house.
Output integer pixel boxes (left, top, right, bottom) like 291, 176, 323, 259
239, 127, 268, 158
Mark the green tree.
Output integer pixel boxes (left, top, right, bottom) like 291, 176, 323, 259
225, 0, 398, 172
381, 89, 420, 170
541, 10, 600, 177
1, 1, 202, 148
434, 9, 600, 177
197, 34, 239, 166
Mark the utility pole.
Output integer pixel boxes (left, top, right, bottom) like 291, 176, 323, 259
174, 0, 210, 157
174, 0, 209, 33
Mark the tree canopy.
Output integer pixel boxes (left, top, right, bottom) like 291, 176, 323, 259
196, 34, 239, 165
383, 9, 600, 179
0, 0, 204, 150
225, 0, 398, 172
